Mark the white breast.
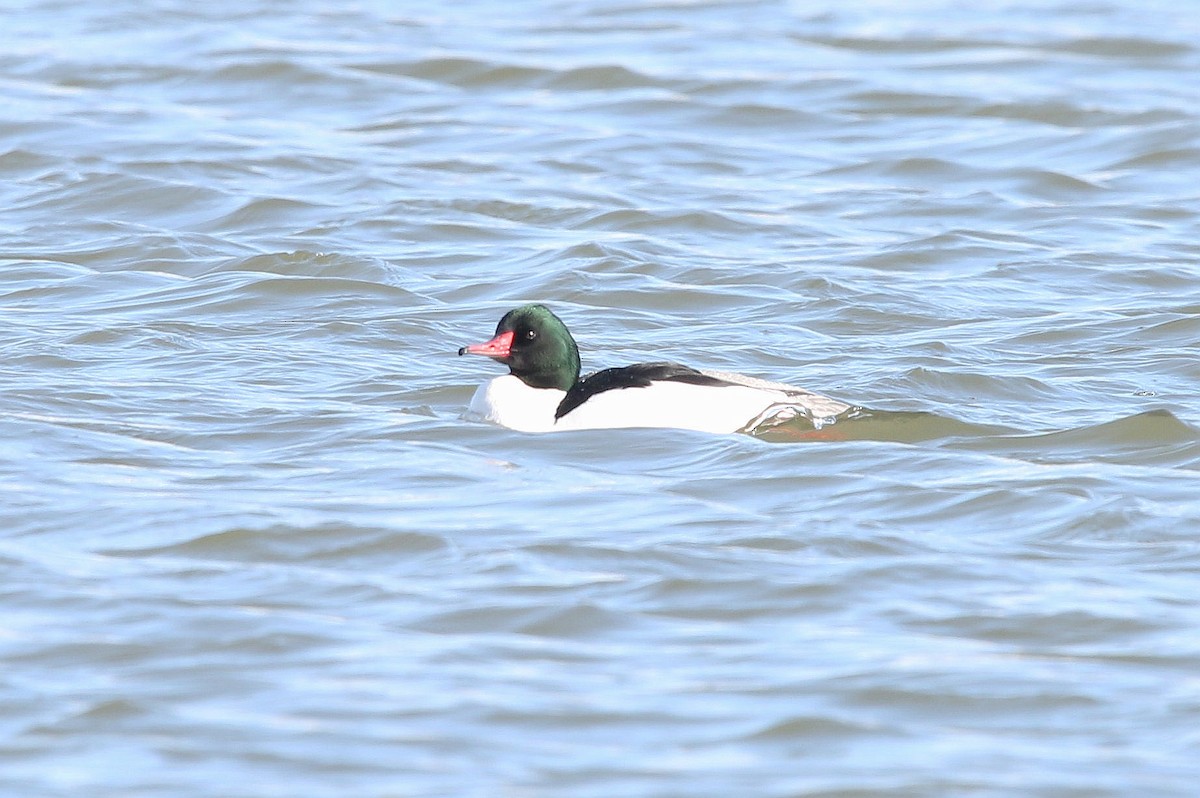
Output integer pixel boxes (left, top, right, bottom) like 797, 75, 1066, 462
466, 375, 566, 433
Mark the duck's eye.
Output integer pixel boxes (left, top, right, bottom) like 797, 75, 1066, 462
523, 329, 537, 341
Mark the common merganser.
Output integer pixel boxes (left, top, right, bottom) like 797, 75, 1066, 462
458, 304, 856, 434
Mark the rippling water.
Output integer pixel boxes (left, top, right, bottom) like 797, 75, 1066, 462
3, 1, 1199, 795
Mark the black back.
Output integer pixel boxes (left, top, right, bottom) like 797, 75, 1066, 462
554, 362, 732, 420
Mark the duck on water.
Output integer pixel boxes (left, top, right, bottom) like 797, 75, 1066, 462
458, 304, 856, 435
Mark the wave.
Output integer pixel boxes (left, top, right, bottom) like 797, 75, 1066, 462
754, 408, 1200, 468
957, 409, 1200, 469
753, 408, 1012, 444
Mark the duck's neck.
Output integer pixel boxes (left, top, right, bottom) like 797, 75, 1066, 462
511, 343, 580, 391
516, 369, 578, 391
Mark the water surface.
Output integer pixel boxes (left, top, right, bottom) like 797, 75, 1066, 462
2, 1, 1199, 795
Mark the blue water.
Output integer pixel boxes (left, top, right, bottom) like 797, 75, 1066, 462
2, 1, 1199, 795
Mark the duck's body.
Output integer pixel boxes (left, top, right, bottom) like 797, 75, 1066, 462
459, 304, 853, 435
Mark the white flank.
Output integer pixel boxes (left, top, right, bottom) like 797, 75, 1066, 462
467, 373, 854, 435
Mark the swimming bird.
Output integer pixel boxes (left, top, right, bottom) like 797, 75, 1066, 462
458, 304, 854, 434
458, 302, 854, 432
